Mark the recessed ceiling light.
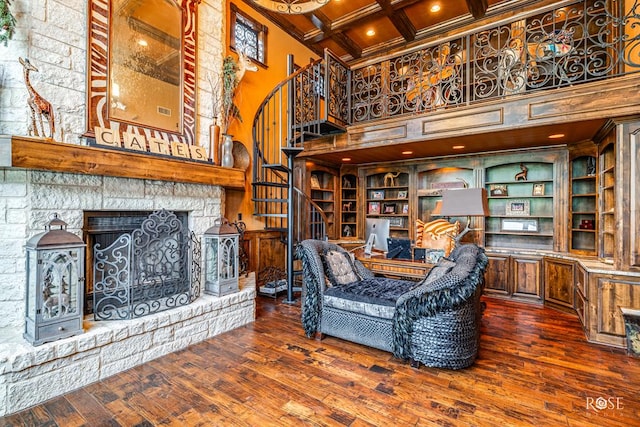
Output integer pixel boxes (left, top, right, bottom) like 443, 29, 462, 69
138, 39, 148, 47
342, 157, 351, 162
366, 29, 376, 37
430, 4, 441, 13
402, 151, 413, 155
452, 145, 465, 149
548, 133, 565, 139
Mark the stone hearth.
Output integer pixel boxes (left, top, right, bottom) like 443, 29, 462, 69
0, 273, 255, 416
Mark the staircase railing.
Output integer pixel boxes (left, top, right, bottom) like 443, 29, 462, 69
252, 50, 350, 236
252, 50, 350, 301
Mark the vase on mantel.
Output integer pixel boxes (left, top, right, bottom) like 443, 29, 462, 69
221, 133, 234, 168
209, 121, 221, 165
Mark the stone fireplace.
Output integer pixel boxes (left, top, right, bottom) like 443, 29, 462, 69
83, 209, 191, 315
0, 136, 254, 416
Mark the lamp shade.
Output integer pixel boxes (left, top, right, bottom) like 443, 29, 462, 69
439, 188, 489, 217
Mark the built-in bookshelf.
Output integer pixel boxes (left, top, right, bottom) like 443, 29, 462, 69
363, 169, 411, 239
484, 162, 555, 250
340, 173, 358, 239
570, 154, 597, 255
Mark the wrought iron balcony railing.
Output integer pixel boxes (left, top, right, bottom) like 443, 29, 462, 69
351, 0, 640, 123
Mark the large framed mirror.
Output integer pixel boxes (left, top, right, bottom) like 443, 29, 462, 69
86, 0, 198, 144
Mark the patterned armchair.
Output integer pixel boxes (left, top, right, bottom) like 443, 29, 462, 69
296, 240, 489, 369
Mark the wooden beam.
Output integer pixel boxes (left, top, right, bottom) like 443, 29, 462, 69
1, 135, 246, 190
466, 0, 488, 19
377, 0, 416, 42
307, 10, 362, 59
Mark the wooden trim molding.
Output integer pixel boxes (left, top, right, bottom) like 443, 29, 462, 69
0, 135, 245, 190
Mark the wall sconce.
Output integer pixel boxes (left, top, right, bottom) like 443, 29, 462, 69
24, 214, 85, 346
203, 218, 239, 297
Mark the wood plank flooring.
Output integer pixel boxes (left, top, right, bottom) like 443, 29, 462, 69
1, 296, 639, 426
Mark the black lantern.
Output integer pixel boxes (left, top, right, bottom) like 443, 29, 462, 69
24, 214, 85, 346
203, 217, 239, 296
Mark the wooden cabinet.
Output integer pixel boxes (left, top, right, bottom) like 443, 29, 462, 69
569, 145, 597, 255
544, 258, 574, 310
484, 253, 510, 297
512, 256, 543, 300
339, 172, 359, 239
484, 251, 543, 303
588, 273, 640, 347
484, 160, 556, 251
361, 167, 412, 239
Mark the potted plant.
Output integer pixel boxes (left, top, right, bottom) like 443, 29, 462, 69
0, 0, 17, 46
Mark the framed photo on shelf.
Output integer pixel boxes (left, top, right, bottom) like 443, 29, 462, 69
505, 199, 530, 216
490, 184, 508, 197
501, 218, 538, 232
368, 201, 381, 214
310, 174, 320, 189
402, 203, 409, 214
431, 181, 466, 190
532, 183, 545, 196
383, 203, 396, 214
397, 190, 408, 199
387, 217, 404, 227
371, 190, 385, 200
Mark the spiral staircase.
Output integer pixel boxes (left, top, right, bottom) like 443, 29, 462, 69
251, 49, 350, 301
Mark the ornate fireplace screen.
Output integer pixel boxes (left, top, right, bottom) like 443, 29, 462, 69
93, 210, 201, 320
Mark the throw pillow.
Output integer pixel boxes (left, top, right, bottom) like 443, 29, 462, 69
322, 249, 362, 287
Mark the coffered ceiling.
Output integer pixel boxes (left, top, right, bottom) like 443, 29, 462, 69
241, 0, 521, 63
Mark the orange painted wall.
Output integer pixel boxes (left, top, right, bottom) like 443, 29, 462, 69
224, 1, 319, 230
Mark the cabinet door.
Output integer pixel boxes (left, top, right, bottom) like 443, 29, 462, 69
511, 256, 543, 302
544, 258, 575, 309
484, 254, 510, 296
589, 274, 640, 347
574, 264, 589, 330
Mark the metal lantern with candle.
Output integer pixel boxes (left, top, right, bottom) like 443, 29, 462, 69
203, 217, 239, 296
24, 214, 85, 346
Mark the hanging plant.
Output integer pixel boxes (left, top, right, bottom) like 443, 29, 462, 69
0, 0, 16, 47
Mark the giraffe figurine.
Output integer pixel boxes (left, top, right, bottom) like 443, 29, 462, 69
19, 57, 55, 139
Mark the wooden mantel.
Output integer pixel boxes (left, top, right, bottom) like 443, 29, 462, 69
0, 135, 246, 190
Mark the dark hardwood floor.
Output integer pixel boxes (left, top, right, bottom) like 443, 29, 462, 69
2, 296, 639, 426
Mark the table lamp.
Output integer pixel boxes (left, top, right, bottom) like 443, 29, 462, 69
439, 187, 489, 244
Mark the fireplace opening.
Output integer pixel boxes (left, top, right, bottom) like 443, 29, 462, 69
83, 210, 189, 314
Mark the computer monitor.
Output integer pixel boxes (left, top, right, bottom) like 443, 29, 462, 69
364, 218, 390, 254
386, 238, 412, 260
